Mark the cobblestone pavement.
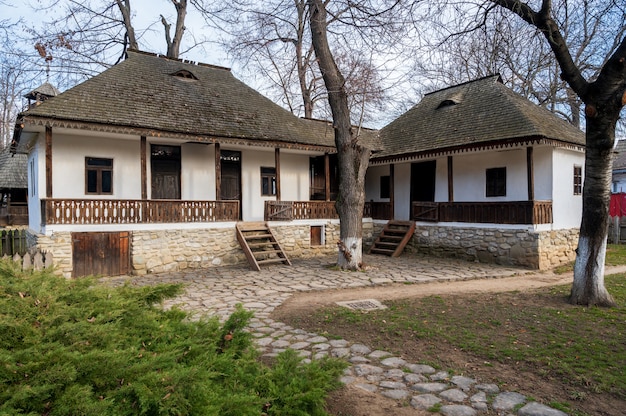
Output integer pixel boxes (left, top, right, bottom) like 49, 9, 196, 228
104, 254, 568, 416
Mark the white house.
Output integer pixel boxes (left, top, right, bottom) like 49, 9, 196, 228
365, 75, 585, 269
12, 53, 584, 276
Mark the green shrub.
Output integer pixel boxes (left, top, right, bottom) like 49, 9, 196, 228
0, 262, 345, 415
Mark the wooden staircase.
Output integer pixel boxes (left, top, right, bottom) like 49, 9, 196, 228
368, 220, 416, 257
236, 222, 291, 271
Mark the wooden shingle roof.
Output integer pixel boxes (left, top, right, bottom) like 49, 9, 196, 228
375, 75, 585, 162
0, 148, 27, 190
18, 50, 351, 151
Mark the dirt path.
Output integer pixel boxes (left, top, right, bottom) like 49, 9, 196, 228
275, 266, 626, 316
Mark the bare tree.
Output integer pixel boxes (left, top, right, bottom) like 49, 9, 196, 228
221, 0, 390, 123
309, 0, 371, 269
480, 0, 625, 306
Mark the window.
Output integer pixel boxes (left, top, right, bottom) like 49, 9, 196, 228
261, 167, 276, 196
380, 175, 390, 199
574, 166, 582, 195
85, 157, 113, 195
486, 167, 506, 197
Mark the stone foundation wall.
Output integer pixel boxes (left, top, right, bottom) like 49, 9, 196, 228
537, 228, 579, 270
131, 228, 245, 275
28, 222, 370, 277
408, 225, 578, 270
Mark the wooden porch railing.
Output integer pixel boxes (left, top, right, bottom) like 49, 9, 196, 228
264, 201, 392, 221
412, 200, 553, 224
42, 199, 240, 225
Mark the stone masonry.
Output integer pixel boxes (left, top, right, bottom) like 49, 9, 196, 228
409, 225, 578, 270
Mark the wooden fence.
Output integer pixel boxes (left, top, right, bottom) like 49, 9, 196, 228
0, 228, 28, 256
9, 249, 53, 271
0, 229, 52, 271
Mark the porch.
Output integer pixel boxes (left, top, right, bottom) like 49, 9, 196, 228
41, 199, 240, 225
411, 200, 553, 224
40, 198, 553, 226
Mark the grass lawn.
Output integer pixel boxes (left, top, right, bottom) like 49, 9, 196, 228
278, 245, 626, 416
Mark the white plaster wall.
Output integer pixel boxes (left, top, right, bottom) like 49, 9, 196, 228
365, 165, 390, 202
394, 163, 411, 220
434, 157, 448, 202
237, 149, 312, 221
181, 143, 215, 200
280, 152, 310, 201
552, 148, 584, 229
28, 143, 42, 233
52, 133, 141, 199
452, 149, 527, 201
533, 146, 553, 200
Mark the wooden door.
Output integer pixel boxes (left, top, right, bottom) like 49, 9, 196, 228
72, 232, 130, 277
151, 145, 181, 199
411, 160, 436, 202
220, 151, 242, 218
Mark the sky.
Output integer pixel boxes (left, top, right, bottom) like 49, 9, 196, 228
1, 0, 232, 68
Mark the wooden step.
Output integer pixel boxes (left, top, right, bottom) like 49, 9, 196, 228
368, 220, 415, 257
236, 222, 291, 270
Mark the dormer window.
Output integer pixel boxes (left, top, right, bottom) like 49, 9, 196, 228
436, 92, 463, 109
171, 69, 198, 80
437, 99, 457, 109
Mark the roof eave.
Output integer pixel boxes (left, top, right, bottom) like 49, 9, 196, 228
370, 136, 585, 165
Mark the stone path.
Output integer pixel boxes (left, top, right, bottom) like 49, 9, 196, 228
104, 254, 568, 416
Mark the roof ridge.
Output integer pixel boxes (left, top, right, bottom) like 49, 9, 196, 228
126, 49, 231, 72
424, 74, 502, 96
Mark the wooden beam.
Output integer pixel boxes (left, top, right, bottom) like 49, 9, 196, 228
324, 153, 330, 201
275, 148, 281, 201
215, 143, 221, 200
388, 164, 395, 220
527, 146, 534, 201
140, 136, 147, 200
45, 126, 52, 198
447, 155, 454, 202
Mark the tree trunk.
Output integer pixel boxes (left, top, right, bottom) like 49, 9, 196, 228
571, 108, 617, 307
162, 0, 187, 59
116, 0, 139, 50
308, 0, 370, 270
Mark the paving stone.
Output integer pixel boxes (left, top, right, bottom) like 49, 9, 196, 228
430, 371, 450, 381
307, 336, 328, 343
380, 357, 407, 368
404, 373, 428, 384
440, 388, 468, 402
411, 382, 449, 393
381, 389, 410, 400
349, 356, 370, 364
475, 383, 500, 394
368, 350, 392, 359
270, 340, 291, 348
410, 394, 441, 410
353, 364, 384, 376
350, 343, 372, 355
329, 339, 349, 348
379, 380, 407, 390
255, 337, 274, 346
492, 391, 527, 411
517, 402, 568, 416
330, 348, 351, 358
289, 342, 310, 350
451, 375, 476, 391
440, 404, 477, 416
311, 343, 330, 350
406, 363, 436, 374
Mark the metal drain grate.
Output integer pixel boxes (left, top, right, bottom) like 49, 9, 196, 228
336, 298, 387, 311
